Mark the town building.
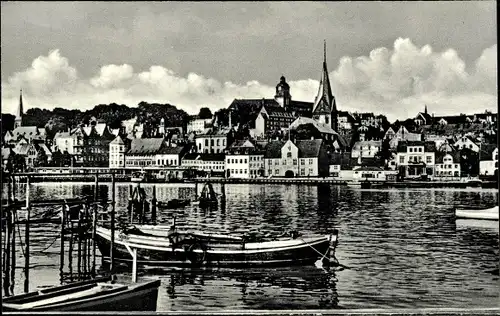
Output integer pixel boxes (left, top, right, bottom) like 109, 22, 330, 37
181, 153, 225, 175
52, 129, 85, 165
187, 116, 213, 134
479, 145, 498, 176
337, 111, 356, 131
396, 141, 436, 178
263, 139, 329, 177
351, 140, 382, 158
454, 136, 480, 152
434, 152, 461, 179
225, 139, 264, 178
413, 105, 432, 126
7, 90, 47, 145
195, 128, 234, 154
253, 101, 296, 137
109, 135, 129, 169
389, 126, 422, 149
125, 138, 187, 168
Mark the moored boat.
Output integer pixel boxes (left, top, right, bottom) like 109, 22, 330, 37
95, 225, 338, 267
131, 170, 147, 183
455, 206, 499, 221
194, 181, 218, 208
2, 276, 160, 312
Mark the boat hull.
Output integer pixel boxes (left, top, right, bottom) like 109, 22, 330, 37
96, 227, 335, 267
455, 206, 499, 221
2, 279, 160, 312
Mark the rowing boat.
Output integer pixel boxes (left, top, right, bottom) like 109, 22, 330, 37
455, 206, 499, 221
2, 276, 160, 311
95, 225, 338, 267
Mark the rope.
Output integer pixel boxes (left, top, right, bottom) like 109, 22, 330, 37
299, 237, 330, 261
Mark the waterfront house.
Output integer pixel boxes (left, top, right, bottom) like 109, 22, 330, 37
181, 153, 225, 176
288, 117, 347, 152
434, 152, 461, 179
351, 166, 387, 180
13, 142, 52, 169
383, 126, 396, 140
195, 127, 234, 154
125, 138, 187, 168
82, 119, 116, 167
53, 128, 85, 166
225, 139, 264, 178
454, 136, 480, 152
328, 152, 351, 177
263, 139, 329, 178
351, 140, 382, 158
109, 135, 129, 169
479, 145, 498, 177
473, 111, 497, 124
396, 141, 436, 178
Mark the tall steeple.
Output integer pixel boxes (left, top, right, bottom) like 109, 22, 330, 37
424, 104, 428, 115
15, 89, 24, 128
312, 40, 337, 131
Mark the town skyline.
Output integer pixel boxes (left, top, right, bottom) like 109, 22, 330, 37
1, 2, 497, 122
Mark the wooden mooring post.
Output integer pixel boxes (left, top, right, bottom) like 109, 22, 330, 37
59, 202, 66, 284
3, 176, 13, 297
24, 176, 31, 293
151, 185, 157, 225
110, 173, 116, 276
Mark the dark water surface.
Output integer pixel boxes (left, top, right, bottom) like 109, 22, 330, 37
2, 182, 499, 310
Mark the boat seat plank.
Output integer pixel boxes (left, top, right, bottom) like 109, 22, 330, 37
5, 284, 97, 304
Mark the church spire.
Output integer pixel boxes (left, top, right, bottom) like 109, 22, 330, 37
312, 40, 337, 130
15, 89, 24, 128
424, 104, 428, 115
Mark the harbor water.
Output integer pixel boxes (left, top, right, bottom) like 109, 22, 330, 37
2, 182, 499, 310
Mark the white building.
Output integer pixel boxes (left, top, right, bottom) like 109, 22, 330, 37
181, 153, 225, 174
109, 136, 128, 169
480, 146, 498, 176
225, 139, 264, 178
434, 152, 461, 179
396, 141, 436, 178
389, 126, 422, 149
454, 136, 480, 152
195, 128, 234, 154
263, 139, 329, 178
187, 118, 213, 134
125, 138, 186, 168
351, 140, 382, 158
52, 129, 85, 164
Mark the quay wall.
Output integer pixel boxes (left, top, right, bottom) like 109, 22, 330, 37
4, 173, 497, 189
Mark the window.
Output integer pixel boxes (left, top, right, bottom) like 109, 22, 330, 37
217, 139, 220, 146
275, 169, 279, 175
454, 164, 458, 169
287, 152, 292, 158
409, 148, 413, 153
301, 169, 305, 175
293, 159, 297, 165
309, 168, 314, 175
205, 139, 209, 146
211, 139, 214, 146
244, 159, 247, 163
419, 148, 422, 152
301, 159, 305, 165
426, 156, 432, 163
282, 159, 286, 165
400, 156, 404, 163
309, 158, 313, 165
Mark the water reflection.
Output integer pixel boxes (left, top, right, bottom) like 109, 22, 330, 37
2, 182, 498, 309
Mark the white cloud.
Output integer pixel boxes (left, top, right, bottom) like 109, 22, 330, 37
90, 64, 134, 88
1, 38, 497, 122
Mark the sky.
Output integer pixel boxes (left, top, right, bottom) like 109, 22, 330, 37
1, 1, 497, 121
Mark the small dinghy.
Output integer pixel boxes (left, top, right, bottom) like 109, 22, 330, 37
195, 182, 218, 208
2, 276, 160, 312
455, 206, 499, 221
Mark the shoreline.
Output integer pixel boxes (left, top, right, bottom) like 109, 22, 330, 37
4, 174, 497, 188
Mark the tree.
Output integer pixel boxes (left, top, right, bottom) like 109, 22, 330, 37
34, 148, 48, 167
12, 154, 26, 173
374, 139, 392, 167
459, 148, 479, 177
198, 107, 213, 119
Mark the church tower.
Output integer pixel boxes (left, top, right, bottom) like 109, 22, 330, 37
15, 89, 24, 128
274, 75, 291, 108
312, 41, 337, 131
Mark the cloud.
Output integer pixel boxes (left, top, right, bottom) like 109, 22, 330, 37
1, 38, 497, 122
90, 64, 134, 88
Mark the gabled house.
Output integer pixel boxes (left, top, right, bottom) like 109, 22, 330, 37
396, 141, 436, 178
263, 139, 329, 177
479, 145, 498, 176
434, 151, 461, 179
454, 136, 480, 152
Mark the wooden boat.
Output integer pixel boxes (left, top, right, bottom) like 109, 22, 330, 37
195, 182, 218, 208
2, 276, 160, 312
95, 225, 338, 267
455, 206, 499, 221
158, 199, 191, 209
346, 179, 373, 189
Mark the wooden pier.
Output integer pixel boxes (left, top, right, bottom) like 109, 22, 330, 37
1, 172, 119, 298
